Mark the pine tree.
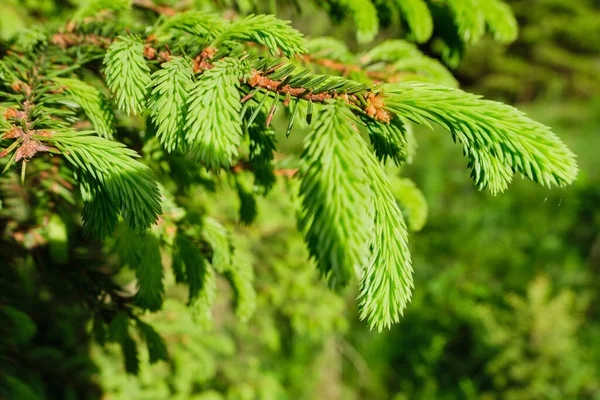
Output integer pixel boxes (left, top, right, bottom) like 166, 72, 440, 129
0, 0, 578, 397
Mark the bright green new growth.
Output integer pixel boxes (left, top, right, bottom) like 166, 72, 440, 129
42, 131, 162, 234
56, 78, 115, 139
148, 57, 194, 153
185, 59, 244, 170
216, 14, 307, 57
299, 102, 374, 288
104, 35, 151, 116
0, 3, 578, 335
300, 103, 414, 330
395, 0, 433, 43
383, 82, 578, 193
360, 149, 413, 331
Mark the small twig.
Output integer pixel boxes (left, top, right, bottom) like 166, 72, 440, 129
301, 53, 417, 84
52, 32, 113, 49
246, 69, 391, 123
132, 0, 177, 16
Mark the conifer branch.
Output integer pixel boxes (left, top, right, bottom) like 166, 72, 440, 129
147, 56, 194, 152
185, 58, 245, 169
244, 67, 392, 123
0, 2, 579, 338
104, 35, 152, 116
382, 82, 578, 192
359, 149, 413, 331
41, 131, 162, 235
298, 101, 374, 287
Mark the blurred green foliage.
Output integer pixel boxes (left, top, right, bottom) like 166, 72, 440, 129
459, 0, 600, 101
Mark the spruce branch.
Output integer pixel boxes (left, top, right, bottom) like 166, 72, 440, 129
147, 56, 194, 153
243, 64, 391, 123
298, 101, 374, 287
41, 131, 162, 234
395, 0, 433, 43
214, 14, 307, 57
55, 77, 115, 139
382, 82, 578, 192
359, 148, 413, 331
185, 58, 245, 170
103, 35, 151, 116
0, 2, 580, 336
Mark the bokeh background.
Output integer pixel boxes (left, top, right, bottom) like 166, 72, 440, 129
1, 0, 599, 399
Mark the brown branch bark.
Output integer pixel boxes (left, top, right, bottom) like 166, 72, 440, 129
245, 69, 391, 123
132, 0, 178, 16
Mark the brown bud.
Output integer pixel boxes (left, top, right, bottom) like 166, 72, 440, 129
144, 44, 156, 60
3, 108, 27, 120
2, 126, 24, 139
158, 51, 171, 62
15, 139, 51, 162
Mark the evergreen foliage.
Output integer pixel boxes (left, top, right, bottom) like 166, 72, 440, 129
185, 59, 245, 169
298, 102, 374, 289
104, 35, 152, 116
0, 0, 587, 398
147, 57, 194, 153
0, 0, 577, 330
